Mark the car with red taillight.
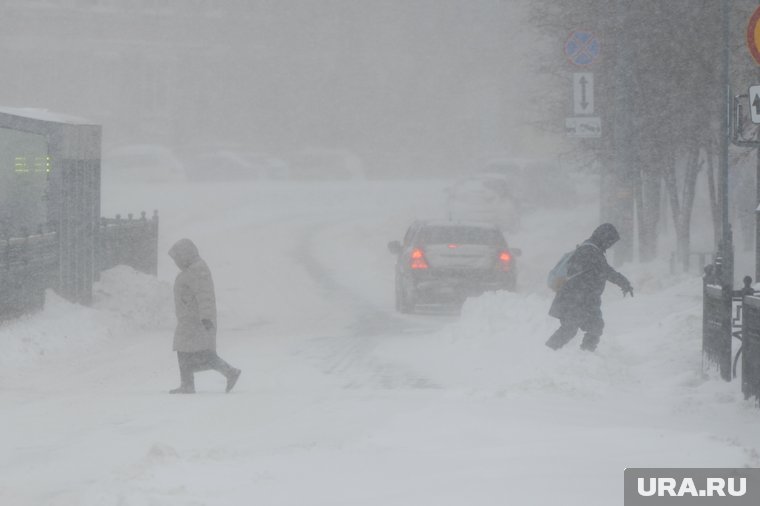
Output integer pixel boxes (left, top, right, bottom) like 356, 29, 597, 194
444, 175, 521, 233
387, 221, 520, 313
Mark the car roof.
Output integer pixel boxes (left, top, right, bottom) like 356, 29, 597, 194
417, 220, 502, 230
449, 174, 513, 187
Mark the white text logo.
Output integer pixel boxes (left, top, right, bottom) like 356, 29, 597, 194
637, 477, 747, 498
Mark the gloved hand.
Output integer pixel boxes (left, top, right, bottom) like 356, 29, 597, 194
201, 319, 215, 331
621, 281, 634, 298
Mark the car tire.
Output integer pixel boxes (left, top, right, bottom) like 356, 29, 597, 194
396, 281, 416, 314
394, 280, 404, 312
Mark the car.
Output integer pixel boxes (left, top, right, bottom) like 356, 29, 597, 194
183, 148, 290, 181
481, 157, 525, 181
479, 156, 578, 209
288, 148, 365, 180
102, 144, 186, 183
387, 220, 520, 313
444, 175, 521, 232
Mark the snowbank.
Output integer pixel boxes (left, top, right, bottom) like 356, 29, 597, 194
92, 265, 174, 331
0, 266, 172, 368
374, 269, 745, 408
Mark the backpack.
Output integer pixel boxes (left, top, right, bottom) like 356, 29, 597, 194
547, 250, 575, 292
547, 243, 596, 291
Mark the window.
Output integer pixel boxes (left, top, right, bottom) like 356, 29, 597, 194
418, 226, 505, 246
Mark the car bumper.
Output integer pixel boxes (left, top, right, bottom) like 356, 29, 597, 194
410, 269, 515, 301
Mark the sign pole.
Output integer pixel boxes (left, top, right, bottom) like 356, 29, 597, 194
611, 0, 635, 267
746, 3, 760, 280
753, 1, 760, 283
756, 145, 760, 281
757, 0, 760, 281
719, 0, 734, 289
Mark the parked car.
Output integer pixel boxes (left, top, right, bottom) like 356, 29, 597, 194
288, 149, 365, 180
388, 220, 520, 313
479, 156, 577, 209
102, 144, 186, 183
445, 175, 521, 232
183, 148, 290, 181
480, 157, 525, 181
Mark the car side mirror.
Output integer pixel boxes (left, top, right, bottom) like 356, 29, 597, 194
510, 248, 522, 257
388, 240, 402, 255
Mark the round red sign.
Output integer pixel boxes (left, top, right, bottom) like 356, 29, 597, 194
747, 5, 760, 65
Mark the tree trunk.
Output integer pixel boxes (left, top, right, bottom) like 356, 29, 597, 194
663, 150, 685, 270
663, 144, 702, 272
638, 166, 661, 262
678, 143, 702, 271
705, 140, 721, 249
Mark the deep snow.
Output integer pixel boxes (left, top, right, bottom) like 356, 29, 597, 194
1, 178, 758, 506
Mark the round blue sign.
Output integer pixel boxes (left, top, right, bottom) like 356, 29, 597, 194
564, 31, 600, 66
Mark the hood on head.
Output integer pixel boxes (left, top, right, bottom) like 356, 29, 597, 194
168, 238, 200, 270
588, 223, 620, 251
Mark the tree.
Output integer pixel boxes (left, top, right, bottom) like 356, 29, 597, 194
528, 0, 750, 266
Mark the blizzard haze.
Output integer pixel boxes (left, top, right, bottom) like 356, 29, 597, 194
2, 2, 760, 506
0, 0, 552, 177
3, 177, 760, 505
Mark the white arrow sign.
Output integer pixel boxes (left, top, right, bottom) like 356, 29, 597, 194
750, 85, 760, 124
573, 73, 594, 115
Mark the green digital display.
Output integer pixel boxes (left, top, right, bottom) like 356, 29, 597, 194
0, 127, 50, 235
14, 155, 51, 174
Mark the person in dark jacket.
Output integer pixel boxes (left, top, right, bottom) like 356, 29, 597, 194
546, 223, 633, 351
168, 238, 241, 394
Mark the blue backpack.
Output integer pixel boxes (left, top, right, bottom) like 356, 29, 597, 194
547, 250, 574, 292
547, 243, 596, 291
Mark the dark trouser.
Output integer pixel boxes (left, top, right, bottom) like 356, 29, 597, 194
177, 351, 235, 388
546, 310, 604, 351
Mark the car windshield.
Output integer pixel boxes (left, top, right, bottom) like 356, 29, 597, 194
418, 226, 505, 246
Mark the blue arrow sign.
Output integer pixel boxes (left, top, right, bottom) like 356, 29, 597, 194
565, 31, 600, 66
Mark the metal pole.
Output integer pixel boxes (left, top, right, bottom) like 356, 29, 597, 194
756, 146, 760, 281
720, 0, 734, 289
757, 1, 760, 282
612, 0, 634, 267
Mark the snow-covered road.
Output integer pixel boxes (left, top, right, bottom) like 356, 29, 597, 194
1, 179, 758, 505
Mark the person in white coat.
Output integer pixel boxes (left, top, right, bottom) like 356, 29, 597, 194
168, 238, 241, 394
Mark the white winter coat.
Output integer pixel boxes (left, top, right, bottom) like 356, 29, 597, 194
169, 239, 217, 352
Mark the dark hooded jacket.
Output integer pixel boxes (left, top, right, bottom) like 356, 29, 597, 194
168, 238, 217, 352
549, 223, 631, 322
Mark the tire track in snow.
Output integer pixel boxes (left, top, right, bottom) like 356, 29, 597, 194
291, 222, 441, 389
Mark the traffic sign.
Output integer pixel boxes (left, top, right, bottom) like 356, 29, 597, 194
565, 117, 601, 138
573, 73, 594, 114
748, 6, 760, 65
565, 31, 600, 66
750, 86, 760, 124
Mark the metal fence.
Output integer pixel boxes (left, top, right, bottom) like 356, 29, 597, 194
741, 295, 760, 403
0, 229, 58, 320
0, 211, 158, 321
703, 282, 733, 381
97, 211, 159, 276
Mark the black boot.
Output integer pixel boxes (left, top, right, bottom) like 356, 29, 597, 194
580, 333, 600, 352
546, 322, 578, 350
172, 352, 196, 393
169, 384, 195, 394
226, 368, 241, 393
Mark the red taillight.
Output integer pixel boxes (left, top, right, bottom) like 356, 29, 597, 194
499, 251, 512, 270
447, 243, 458, 249
410, 248, 429, 269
